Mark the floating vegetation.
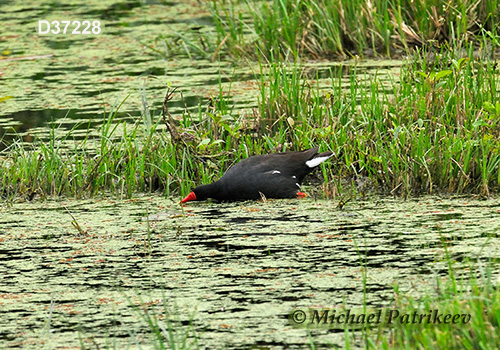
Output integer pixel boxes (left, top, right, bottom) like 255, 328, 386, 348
1, 196, 499, 349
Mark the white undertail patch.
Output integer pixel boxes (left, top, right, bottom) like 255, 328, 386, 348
305, 154, 333, 168
292, 175, 296, 179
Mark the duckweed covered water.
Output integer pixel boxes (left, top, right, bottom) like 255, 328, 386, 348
2, 1, 500, 348
1, 196, 499, 349
0, 0, 401, 146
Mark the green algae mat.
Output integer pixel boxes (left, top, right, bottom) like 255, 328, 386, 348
1, 196, 499, 349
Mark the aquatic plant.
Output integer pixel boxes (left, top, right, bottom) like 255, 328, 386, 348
207, 0, 499, 60
1, 43, 500, 200
122, 291, 200, 350
366, 258, 500, 349
305, 242, 500, 349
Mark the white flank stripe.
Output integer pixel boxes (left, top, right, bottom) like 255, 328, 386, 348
265, 170, 282, 175
296, 183, 300, 188
305, 154, 333, 168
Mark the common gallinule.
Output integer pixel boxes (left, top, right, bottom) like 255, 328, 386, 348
181, 147, 333, 203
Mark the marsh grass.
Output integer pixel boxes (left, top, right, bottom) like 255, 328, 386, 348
1, 45, 500, 201
362, 260, 500, 349
80, 291, 200, 350
207, 0, 499, 60
301, 240, 500, 349
123, 291, 200, 350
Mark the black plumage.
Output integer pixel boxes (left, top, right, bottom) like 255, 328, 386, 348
181, 147, 333, 202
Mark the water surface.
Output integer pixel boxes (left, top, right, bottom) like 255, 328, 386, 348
1, 196, 498, 348
0, 0, 402, 146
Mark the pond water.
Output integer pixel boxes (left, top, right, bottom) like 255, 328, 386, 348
2, 1, 500, 349
1, 196, 499, 348
0, 0, 401, 147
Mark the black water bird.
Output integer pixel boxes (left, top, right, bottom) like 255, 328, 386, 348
181, 147, 333, 203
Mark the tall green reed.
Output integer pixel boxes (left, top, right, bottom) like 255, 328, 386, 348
1, 43, 499, 200
207, 0, 499, 60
